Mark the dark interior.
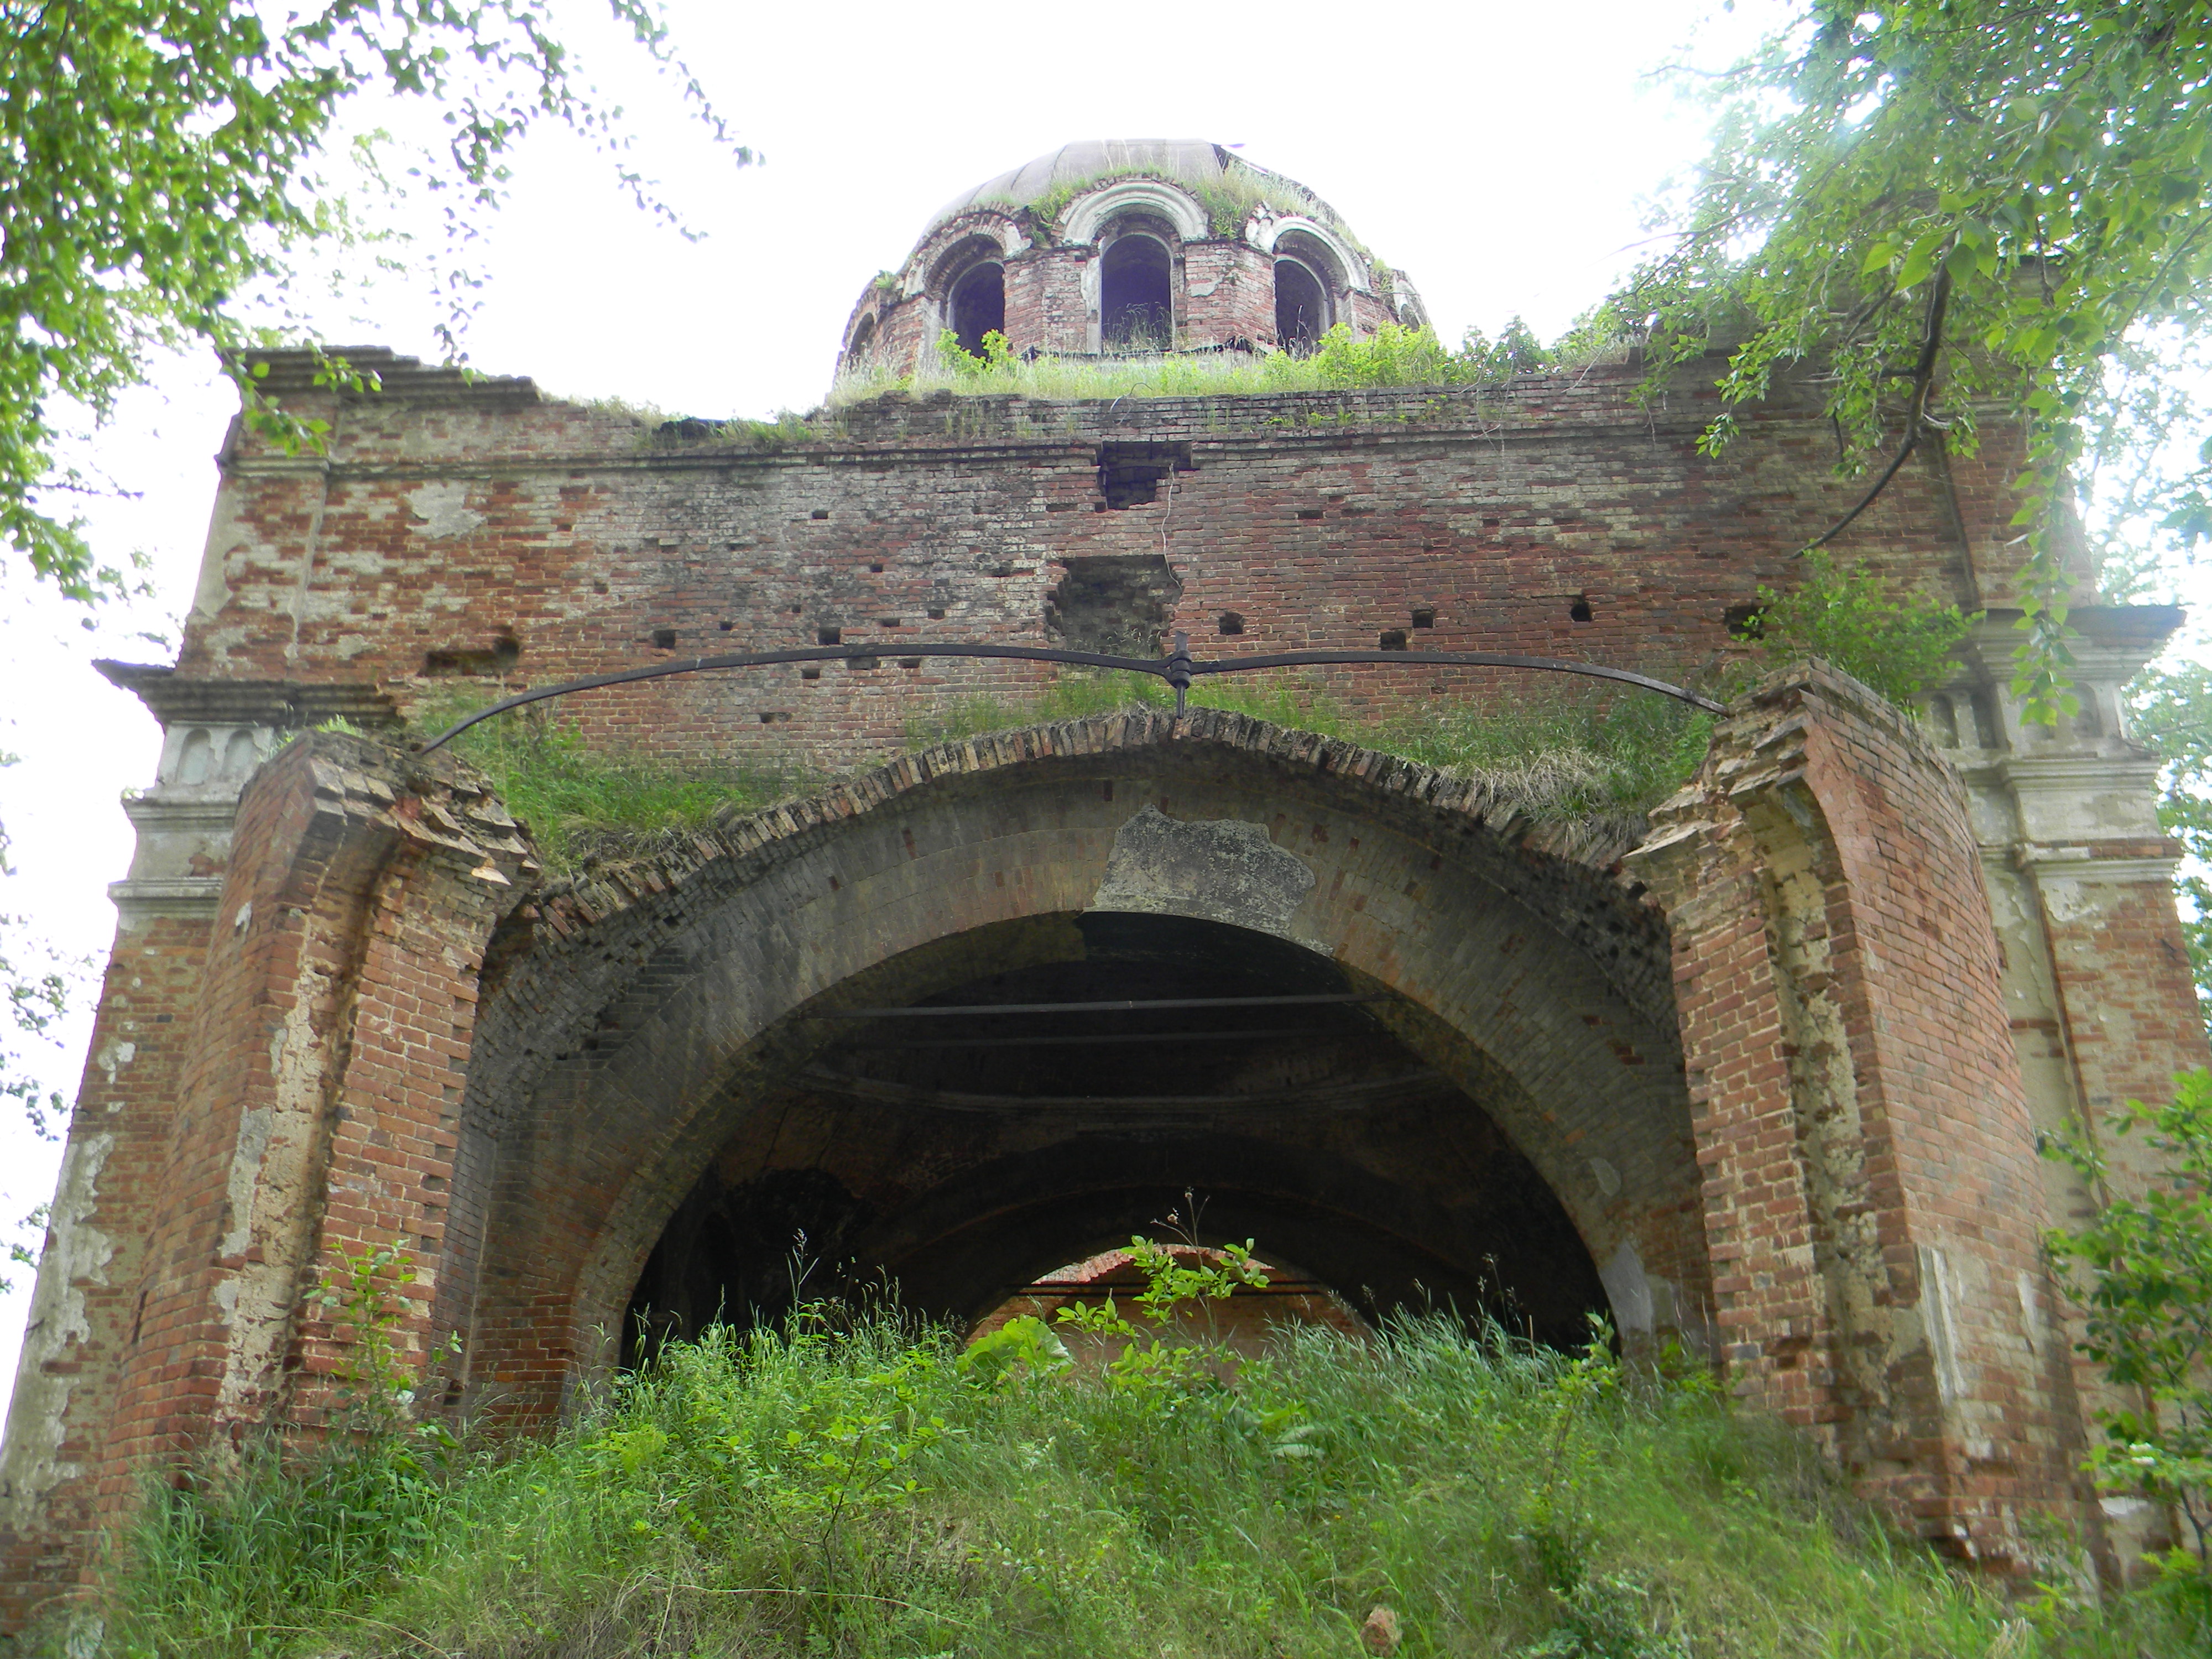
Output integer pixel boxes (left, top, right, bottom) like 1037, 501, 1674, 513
1275, 258, 1327, 353
623, 915, 1609, 1359
950, 263, 1005, 356
1102, 236, 1173, 351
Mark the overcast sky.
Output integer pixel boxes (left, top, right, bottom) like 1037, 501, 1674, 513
3, 0, 2203, 1416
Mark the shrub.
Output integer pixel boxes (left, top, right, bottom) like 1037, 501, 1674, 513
1734, 547, 1974, 706
2044, 1067, 2212, 1629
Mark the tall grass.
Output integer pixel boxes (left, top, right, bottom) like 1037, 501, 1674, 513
410, 703, 807, 876
906, 671, 1713, 828
56, 1306, 2204, 1659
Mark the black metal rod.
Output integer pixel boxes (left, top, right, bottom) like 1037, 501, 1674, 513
813, 992, 1387, 1019
416, 640, 1724, 750
847, 1025, 1316, 1050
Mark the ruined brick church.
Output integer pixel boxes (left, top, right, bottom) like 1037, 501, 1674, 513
4, 140, 2207, 1622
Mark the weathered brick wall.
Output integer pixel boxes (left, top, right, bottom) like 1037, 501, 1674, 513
1628, 661, 2089, 1569
0, 914, 210, 1627
0, 738, 536, 1629
180, 353, 2075, 776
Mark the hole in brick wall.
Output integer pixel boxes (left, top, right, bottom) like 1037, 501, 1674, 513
718, 620, 734, 631
1275, 258, 1328, 354
878, 617, 900, 628
1046, 554, 1185, 654
1102, 234, 1173, 351
1217, 612, 1245, 636
818, 626, 842, 645
1723, 603, 1765, 640
1567, 597, 1593, 624
811, 509, 830, 520
951, 262, 1005, 356
1096, 441, 1194, 509
869, 562, 884, 572
1296, 508, 1324, 520
801, 668, 822, 681
789, 605, 803, 614
899, 656, 922, 669
422, 634, 521, 676
849, 655, 881, 670
928, 607, 946, 619
593, 580, 611, 594
1410, 607, 1435, 629
758, 711, 791, 724
650, 628, 678, 650
1379, 629, 1408, 650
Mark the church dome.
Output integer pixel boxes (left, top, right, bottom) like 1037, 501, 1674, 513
834, 141, 1425, 389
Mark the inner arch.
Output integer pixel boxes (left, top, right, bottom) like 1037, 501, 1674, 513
622, 914, 1607, 1354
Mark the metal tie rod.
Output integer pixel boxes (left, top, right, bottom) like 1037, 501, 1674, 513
812, 992, 1389, 1019
419, 638, 1723, 750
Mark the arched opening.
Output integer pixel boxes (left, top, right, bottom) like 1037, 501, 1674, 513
1101, 236, 1173, 352
844, 315, 877, 366
948, 263, 1004, 357
1275, 258, 1328, 354
620, 912, 1609, 1360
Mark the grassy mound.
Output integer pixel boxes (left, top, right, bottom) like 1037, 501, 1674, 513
54, 1302, 2206, 1659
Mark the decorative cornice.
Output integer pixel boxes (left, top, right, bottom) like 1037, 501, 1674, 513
95, 662, 398, 732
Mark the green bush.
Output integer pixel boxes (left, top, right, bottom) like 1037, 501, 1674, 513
1733, 548, 1974, 707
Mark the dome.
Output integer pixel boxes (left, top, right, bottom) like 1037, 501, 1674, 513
835, 142, 1426, 385
922, 139, 1355, 244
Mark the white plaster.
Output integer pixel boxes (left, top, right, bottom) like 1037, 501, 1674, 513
1088, 805, 1316, 937
1588, 1156, 1621, 1197
1598, 1239, 1653, 1335
1186, 280, 1219, 298
0, 1134, 116, 1529
1917, 1244, 1969, 1407
2100, 1496, 2152, 1520
232, 899, 253, 936
1062, 179, 1209, 245
2016, 1270, 2046, 1358
218, 1103, 273, 1262
406, 481, 485, 539
93, 1037, 136, 1086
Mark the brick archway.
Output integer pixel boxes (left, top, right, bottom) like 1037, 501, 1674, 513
447, 709, 1709, 1421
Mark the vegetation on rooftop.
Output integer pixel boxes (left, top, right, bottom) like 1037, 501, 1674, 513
830, 319, 1613, 410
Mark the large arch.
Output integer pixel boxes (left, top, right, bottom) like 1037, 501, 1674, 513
447, 711, 1708, 1421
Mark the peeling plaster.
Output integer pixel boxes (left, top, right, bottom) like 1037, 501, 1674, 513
1087, 805, 1315, 937
0, 1135, 114, 1529
1598, 1239, 1654, 1335
407, 482, 485, 539
92, 1037, 136, 1086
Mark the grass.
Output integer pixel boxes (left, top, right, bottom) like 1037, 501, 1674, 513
828, 322, 1629, 410
53, 1304, 2208, 1659
379, 670, 1709, 880
905, 670, 1714, 831
408, 703, 807, 877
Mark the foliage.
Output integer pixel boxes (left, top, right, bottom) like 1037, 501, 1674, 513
2, 0, 747, 605
72, 1256, 2125, 1658
837, 320, 1606, 408
1731, 548, 1976, 706
405, 703, 802, 876
2128, 658, 2212, 1025
2044, 1068, 2212, 1608
906, 669, 1714, 829
1631, 0, 2212, 722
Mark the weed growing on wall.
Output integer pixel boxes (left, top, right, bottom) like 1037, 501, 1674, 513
1731, 549, 1975, 706
834, 322, 1617, 409
906, 672, 1713, 829
401, 701, 805, 875
2045, 1067, 2212, 1618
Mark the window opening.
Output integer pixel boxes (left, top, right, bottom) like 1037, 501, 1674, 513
1568, 596, 1594, 624
1102, 236, 1173, 352
844, 315, 877, 366
1275, 259, 1328, 354
1096, 441, 1193, 509
950, 263, 1005, 357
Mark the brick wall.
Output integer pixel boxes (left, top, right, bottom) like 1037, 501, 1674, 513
1628, 661, 2090, 1569
177, 353, 2078, 778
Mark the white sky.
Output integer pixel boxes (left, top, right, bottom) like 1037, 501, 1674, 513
2, 0, 2203, 1417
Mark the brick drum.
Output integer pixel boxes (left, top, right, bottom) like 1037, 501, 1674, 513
3, 147, 2206, 1631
